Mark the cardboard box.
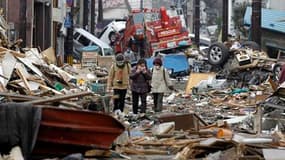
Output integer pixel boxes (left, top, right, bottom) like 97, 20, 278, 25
81, 52, 98, 68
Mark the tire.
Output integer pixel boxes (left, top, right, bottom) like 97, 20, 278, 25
108, 32, 117, 43
207, 42, 229, 66
273, 63, 282, 81
241, 41, 260, 51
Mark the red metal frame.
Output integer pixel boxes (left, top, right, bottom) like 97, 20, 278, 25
33, 107, 125, 156
115, 7, 191, 57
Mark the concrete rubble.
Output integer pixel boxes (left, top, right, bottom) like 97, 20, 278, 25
1, 10, 285, 160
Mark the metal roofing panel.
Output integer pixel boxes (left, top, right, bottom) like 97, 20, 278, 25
244, 7, 285, 33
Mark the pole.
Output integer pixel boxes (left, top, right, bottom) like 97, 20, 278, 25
91, 0, 95, 34
222, 0, 228, 42
252, 0, 261, 45
83, 0, 89, 31
194, 0, 200, 49
65, 0, 74, 65
98, 0, 103, 23
140, 0, 143, 11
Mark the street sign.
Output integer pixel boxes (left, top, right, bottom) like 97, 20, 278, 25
64, 13, 72, 28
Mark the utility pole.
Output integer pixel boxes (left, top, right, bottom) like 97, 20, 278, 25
194, 0, 200, 49
222, 0, 228, 42
19, 0, 27, 47
252, 0, 261, 45
140, 0, 143, 11
187, 0, 194, 33
65, 0, 74, 65
98, 0, 103, 23
83, 0, 89, 31
91, 0, 95, 34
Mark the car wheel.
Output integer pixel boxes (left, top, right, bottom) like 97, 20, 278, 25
241, 41, 260, 51
273, 63, 282, 81
207, 42, 229, 66
109, 32, 117, 43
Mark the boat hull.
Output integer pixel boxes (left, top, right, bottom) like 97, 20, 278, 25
32, 107, 125, 156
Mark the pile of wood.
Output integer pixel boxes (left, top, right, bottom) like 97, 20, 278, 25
112, 121, 283, 159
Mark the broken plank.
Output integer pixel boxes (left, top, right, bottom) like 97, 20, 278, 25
85, 149, 111, 157
0, 92, 38, 101
0, 47, 26, 58
2, 52, 16, 86
16, 56, 43, 77
121, 147, 170, 155
25, 91, 93, 105
39, 84, 63, 95
15, 68, 33, 95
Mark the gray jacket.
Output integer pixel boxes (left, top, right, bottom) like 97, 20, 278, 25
151, 67, 172, 93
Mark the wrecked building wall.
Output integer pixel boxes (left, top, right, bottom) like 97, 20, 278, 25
2, 0, 52, 49
262, 29, 285, 58
6, 0, 33, 47
34, 1, 52, 50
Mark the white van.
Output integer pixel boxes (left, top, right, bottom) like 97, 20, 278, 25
98, 20, 126, 45
73, 28, 114, 59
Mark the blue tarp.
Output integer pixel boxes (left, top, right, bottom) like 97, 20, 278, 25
146, 54, 189, 73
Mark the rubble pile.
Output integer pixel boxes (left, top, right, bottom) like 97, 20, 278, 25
1, 9, 285, 160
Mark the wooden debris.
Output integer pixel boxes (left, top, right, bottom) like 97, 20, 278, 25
15, 68, 33, 95
121, 147, 169, 155
85, 149, 111, 157
25, 91, 93, 105
0, 47, 26, 58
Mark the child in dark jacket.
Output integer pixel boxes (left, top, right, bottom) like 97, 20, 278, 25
129, 59, 152, 114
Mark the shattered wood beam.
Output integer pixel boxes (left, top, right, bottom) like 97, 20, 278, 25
136, 138, 205, 146
0, 92, 38, 101
0, 92, 82, 108
0, 47, 26, 58
25, 91, 93, 105
121, 147, 170, 155
39, 84, 63, 95
15, 68, 32, 95
60, 101, 83, 109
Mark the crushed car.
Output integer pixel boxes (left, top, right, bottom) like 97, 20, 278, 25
206, 40, 277, 85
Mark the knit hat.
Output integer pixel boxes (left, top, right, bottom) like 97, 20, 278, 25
137, 58, 146, 65
115, 53, 125, 62
153, 57, 162, 66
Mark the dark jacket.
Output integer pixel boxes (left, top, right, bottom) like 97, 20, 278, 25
130, 66, 152, 93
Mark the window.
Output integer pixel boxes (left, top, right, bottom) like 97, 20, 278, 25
74, 32, 80, 40
78, 35, 91, 46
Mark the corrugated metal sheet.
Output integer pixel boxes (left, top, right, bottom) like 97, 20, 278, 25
244, 7, 285, 33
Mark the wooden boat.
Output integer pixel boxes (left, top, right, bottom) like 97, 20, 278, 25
32, 107, 125, 156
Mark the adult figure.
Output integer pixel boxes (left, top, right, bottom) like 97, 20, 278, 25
107, 54, 131, 112
130, 59, 152, 114
151, 57, 174, 112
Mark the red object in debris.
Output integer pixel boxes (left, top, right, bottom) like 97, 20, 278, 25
33, 107, 125, 156
160, 7, 169, 28
114, 6, 191, 57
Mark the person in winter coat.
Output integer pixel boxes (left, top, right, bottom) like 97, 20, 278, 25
130, 58, 152, 114
151, 57, 174, 112
107, 53, 131, 112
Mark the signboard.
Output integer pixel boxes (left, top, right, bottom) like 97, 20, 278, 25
64, 13, 72, 28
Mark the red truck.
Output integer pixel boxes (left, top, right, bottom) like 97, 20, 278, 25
114, 6, 191, 58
